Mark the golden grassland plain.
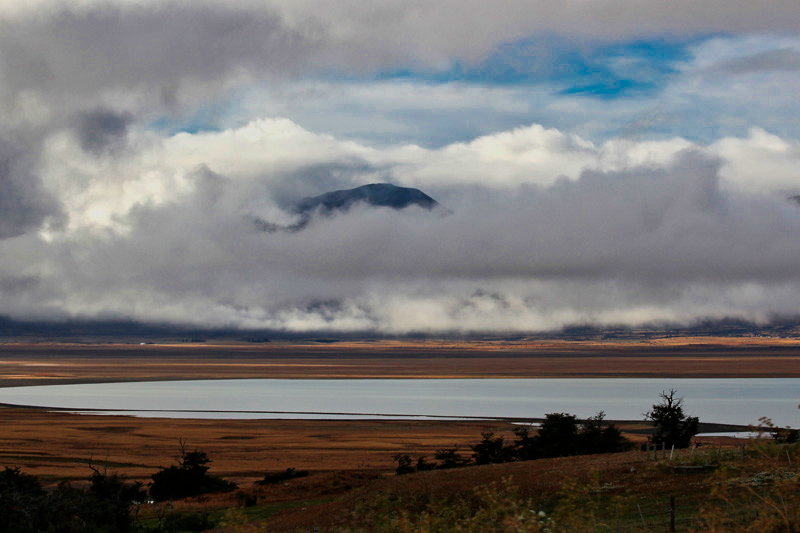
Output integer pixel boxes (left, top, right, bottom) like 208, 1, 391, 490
0, 338, 797, 530
1, 337, 800, 387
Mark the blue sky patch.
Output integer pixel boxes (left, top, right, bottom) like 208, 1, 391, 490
374, 35, 696, 99
148, 105, 226, 135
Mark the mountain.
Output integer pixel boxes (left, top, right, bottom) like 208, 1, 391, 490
294, 183, 441, 214
253, 183, 445, 233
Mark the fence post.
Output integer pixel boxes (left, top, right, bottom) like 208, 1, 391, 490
670, 495, 676, 532
637, 503, 646, 529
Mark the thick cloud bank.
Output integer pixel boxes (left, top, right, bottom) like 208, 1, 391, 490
2, 2, 800, 334
2, 117, 800, 333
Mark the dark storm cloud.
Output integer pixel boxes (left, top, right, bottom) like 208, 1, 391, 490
0, 136, 59, 239
0, 275, 39, 297
74, 108, 133, 155
3, 1, 800, 113
234, 151, 799, 285
0, 4, 322, 108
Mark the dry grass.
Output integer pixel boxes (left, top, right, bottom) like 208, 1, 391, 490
0, 340, 794, 531
0, 407, 521, 487
2, 339, 800, 388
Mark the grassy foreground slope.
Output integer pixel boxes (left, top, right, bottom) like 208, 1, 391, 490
157, 439, 797, 532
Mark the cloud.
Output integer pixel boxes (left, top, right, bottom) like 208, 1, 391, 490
4, 117, 800, 333
0, 134, 61, 239
712, 48, 800, 75
74, 108, 133, 155
1, 1, 800, 334
711, 128, 800, 195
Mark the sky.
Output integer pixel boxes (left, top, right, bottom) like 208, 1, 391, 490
2, 0, 800, 335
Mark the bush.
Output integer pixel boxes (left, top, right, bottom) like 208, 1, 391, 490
150, 445, 236, 502
0, 467, 46, 532
0, 466, 144, 533
533, 413, 579, 458
394, 454, 415, 475
471, 432, 513, 465
577, 411, 632, 454
511, 412, 631, 461
433, 447, 470, 469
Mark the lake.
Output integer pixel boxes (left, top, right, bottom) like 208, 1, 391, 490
0, 378, 796, 426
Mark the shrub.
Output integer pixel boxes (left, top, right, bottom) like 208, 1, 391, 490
534, 413, 579, 458
0, 467, 46, 532
511, 412, 631, 461
433, 447, 470, 469
150, 445, 236, 502
577, 411, 632, 454
471, 432, 513, 465
394, 454, 415, 475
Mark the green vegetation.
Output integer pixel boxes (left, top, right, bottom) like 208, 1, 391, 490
0, 465, 145, 532
367, 439, 800, 533
149, 444, 237, 502
645, 389, 699, 448
514, 411, 632, 460
342, 478, 553, 532
395, 411, 632, 474
0, 445, 239, 532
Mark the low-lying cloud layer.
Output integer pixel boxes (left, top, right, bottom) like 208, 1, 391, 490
3, 117, 800, 333
2, 1, 800, 334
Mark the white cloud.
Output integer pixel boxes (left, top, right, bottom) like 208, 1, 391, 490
3, 116, 797, 332
2, 2, 800, 334
711, 128, 800, 196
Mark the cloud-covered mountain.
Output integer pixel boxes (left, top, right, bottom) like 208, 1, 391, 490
253, 183, 444, 233
295, 183, 442, 214
2, 1, 800, 336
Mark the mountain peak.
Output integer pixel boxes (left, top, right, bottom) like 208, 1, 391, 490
253, 183, 445, 234
294, 183, 441, 214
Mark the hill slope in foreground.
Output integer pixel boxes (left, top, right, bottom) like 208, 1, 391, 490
1, 402, 796, 531
260, 443, 799, 532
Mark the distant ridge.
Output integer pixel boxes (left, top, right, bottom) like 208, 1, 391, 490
253, 183, 444, 233
295, 183, 441, 214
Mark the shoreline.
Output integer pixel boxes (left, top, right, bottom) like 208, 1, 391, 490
0, 401, 752, 434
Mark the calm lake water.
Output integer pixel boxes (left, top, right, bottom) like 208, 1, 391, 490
0, 378, 797, 426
